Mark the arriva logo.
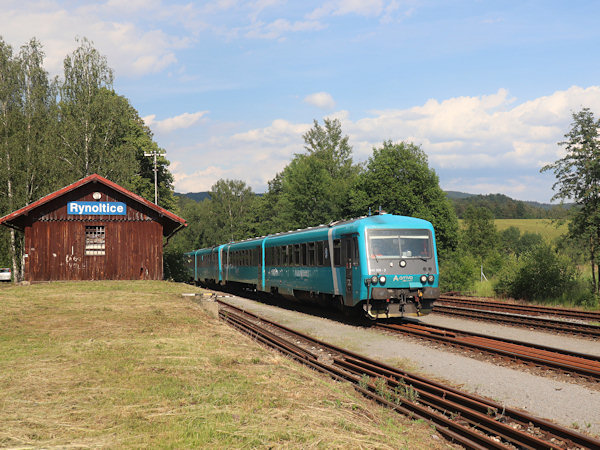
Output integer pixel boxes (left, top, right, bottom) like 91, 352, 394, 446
393, 275, 413, 282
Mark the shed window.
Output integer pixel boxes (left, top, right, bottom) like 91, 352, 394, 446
85, 226, 105, 256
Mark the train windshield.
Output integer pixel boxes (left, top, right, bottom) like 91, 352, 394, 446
367, 229, 432, 259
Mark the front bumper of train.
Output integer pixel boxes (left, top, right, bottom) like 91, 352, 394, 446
363, 286, 439, 319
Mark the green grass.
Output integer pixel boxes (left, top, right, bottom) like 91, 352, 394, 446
470, 279, 496, 297
494, 219, 567, 242
0, 281, 447, 448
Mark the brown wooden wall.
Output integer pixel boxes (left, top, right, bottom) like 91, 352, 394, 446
24, 220, 163, 281
22, 183, 166, 281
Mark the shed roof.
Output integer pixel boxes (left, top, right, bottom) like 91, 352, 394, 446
0, 174, 187, 237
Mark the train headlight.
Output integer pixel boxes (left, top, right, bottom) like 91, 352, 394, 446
427, 274, 435, 283
371, 275, 379, 285
399, 260, 407, 268
420, 275, 427, 284
378, 275, 386, 285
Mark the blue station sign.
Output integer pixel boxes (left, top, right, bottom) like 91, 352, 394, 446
67, 201, 127, 215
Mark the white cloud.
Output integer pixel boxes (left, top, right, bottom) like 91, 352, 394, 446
303, 92, 336, 110
169, 86, 600, 202
309, 0, 386, 19
0, 1, 188, 76
143, 111, 209, 134
244, 18, 325, 40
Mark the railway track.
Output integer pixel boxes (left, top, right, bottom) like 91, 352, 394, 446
433, 304, 600, 339
375, 321, 600, 382
217, 299, 600, 449
438, 294, 600, 322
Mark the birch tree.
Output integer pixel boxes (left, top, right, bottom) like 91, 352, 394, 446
0, 39, 20, 277
542, 108, 600, 293
17, 38, 58, 205
58, 37, 133, 182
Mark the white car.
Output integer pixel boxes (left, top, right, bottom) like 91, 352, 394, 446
0, 268, 11, 282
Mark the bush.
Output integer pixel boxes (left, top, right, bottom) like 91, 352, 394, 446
494, 243, 576, 301
163, 246, 188, 282
439, 253, 478, 292
569, 280, 599, 308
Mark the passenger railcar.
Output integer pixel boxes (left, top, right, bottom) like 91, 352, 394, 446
185, 213, 439, 319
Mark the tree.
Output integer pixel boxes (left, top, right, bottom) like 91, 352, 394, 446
494, 243, 576, 301
260, 118, 359, 232
17, 38, 58, 205
0, 38, 20, 277
58, 38, 136, 182
207, 179, 256, 244
349, 140, 459, 255
302, 118, 354, 180
541, 108, 600, 293
462, 205, 498, 263
0, 38, 59, 280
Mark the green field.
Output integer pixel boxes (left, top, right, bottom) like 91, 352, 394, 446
458, 218, 568, 242
0, 281, 445, 448
494, 219, 568, 242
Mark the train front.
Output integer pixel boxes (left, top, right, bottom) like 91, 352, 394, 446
362, 221, 439, 319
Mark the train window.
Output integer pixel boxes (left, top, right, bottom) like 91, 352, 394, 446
301, 243, 307, 266
368, 229, 432, 259
308, 242, 315, 266
333, 239, 341, 266
317, 241, 324, 266
345, 239, 352, 262
283, 246, 289, 266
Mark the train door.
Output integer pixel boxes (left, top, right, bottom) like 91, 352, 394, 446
257, 246, 262, 291
342, 235, 360, 305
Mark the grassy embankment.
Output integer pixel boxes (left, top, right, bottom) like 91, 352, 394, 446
0, 281, 448, 448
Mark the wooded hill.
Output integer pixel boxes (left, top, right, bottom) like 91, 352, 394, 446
447, 192, 570, 219
177, 191, 571, 220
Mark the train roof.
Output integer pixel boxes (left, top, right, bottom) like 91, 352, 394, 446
189, 214, 434, 253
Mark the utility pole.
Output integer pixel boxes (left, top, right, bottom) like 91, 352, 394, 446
144, 149, 159, 204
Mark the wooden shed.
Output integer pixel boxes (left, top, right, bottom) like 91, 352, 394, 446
0, 174, 186, 281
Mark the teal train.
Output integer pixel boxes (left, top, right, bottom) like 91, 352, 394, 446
185, 213, 439, 319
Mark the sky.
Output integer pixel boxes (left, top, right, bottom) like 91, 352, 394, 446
2, 1, 600, 203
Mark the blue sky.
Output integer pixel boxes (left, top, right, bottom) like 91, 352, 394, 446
2, 1, 600, 202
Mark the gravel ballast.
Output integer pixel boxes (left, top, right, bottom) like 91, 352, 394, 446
219, 294, 600, 437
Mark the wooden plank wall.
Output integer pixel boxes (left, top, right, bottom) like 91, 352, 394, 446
25, 221, 163, 281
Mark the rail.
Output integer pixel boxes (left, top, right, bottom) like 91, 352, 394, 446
375, 321, 600, 382
216, 299, 600, 449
